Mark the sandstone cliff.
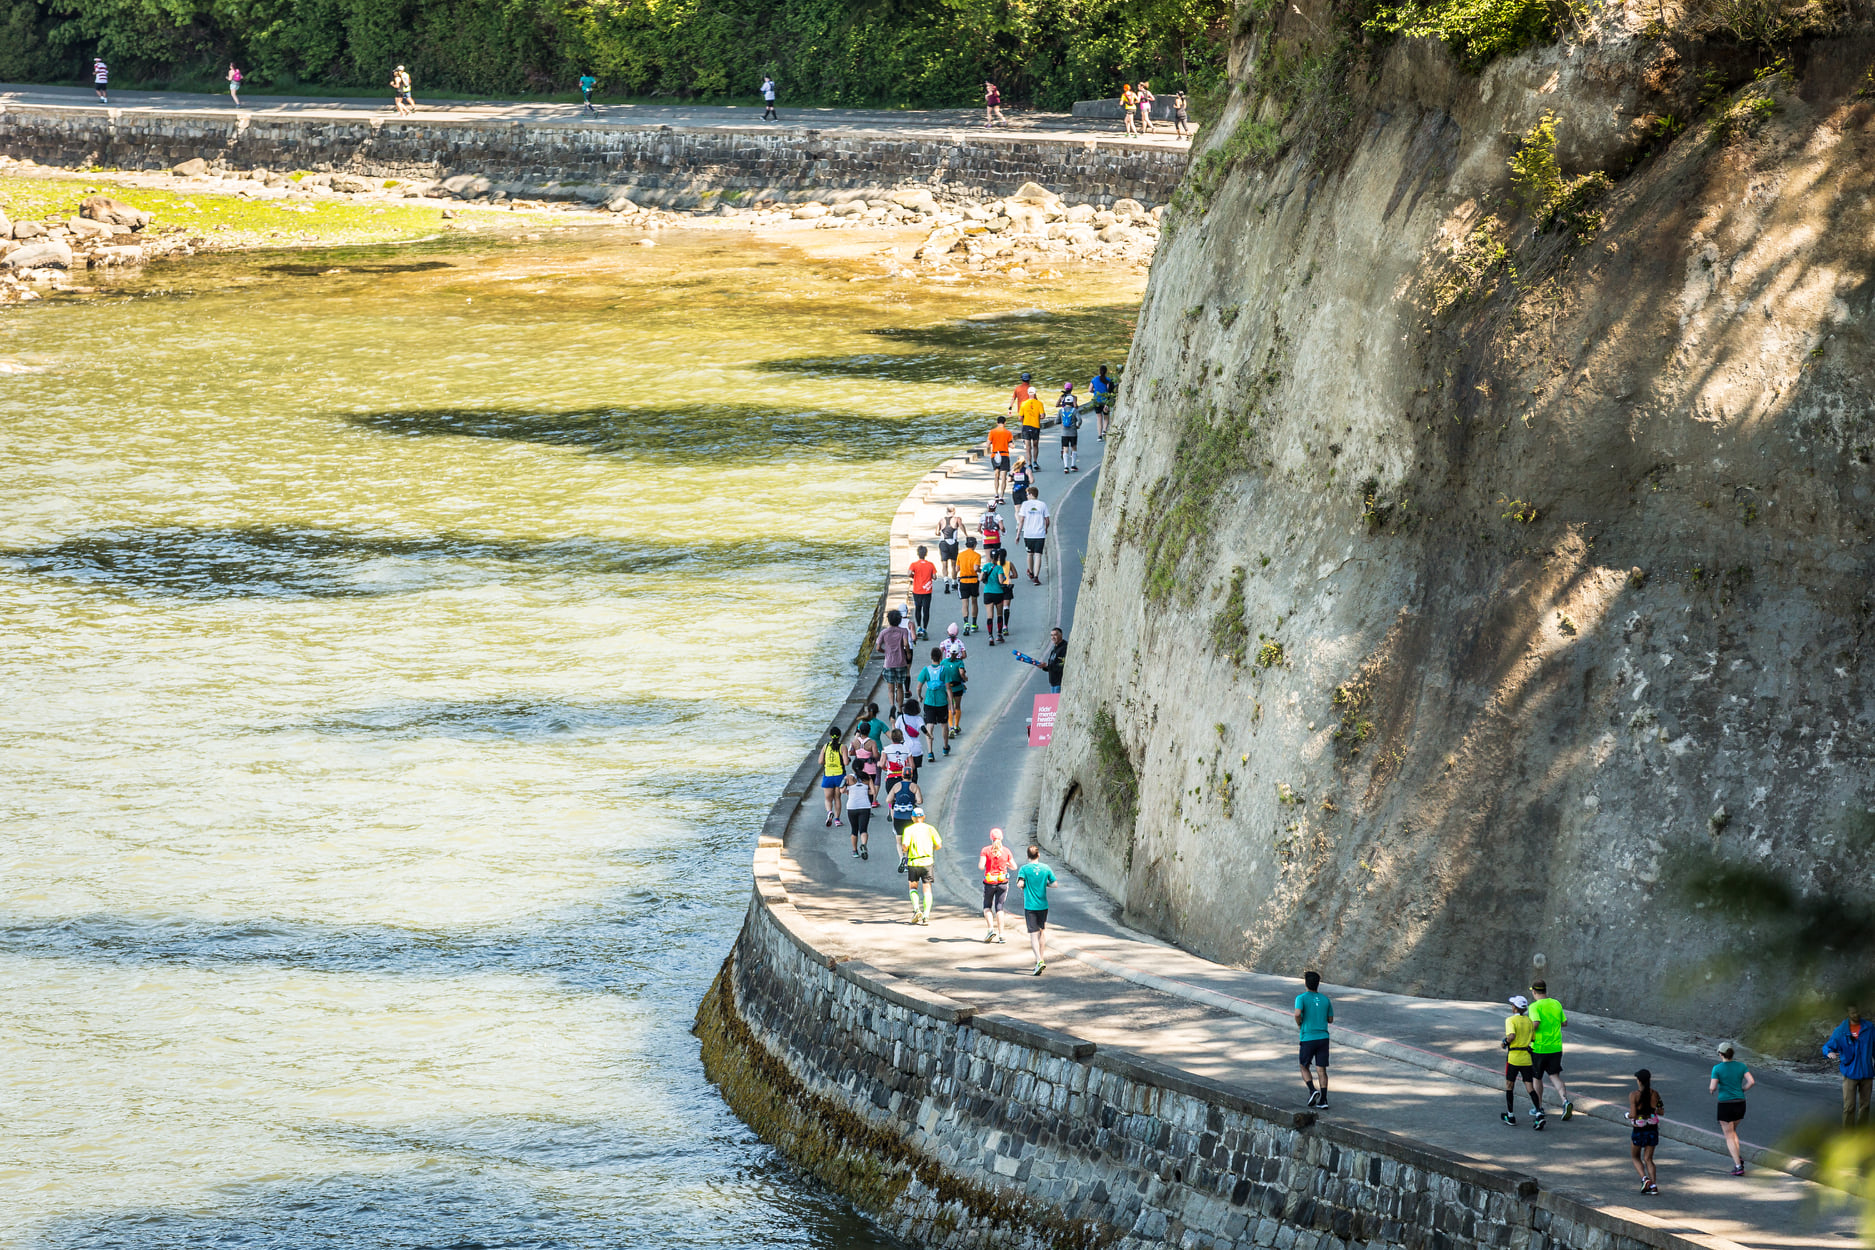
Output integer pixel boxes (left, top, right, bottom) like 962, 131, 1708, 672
1043, 2, 1875, 1030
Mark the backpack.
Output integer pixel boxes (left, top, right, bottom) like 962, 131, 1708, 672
1061, 404, 1080, 430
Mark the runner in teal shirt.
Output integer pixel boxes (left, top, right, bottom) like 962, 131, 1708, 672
1294, 970, 1334, 1109
1709, 1043, 1754, 1175
1014, 846, 1056, 976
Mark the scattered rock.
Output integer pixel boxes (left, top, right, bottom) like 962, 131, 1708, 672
636, 238, 657, 247
67, 217, 115, 240
1065, 204, 1095, 224
1004, 202, 1048, 236
1113, 197, 1146, 216
329, 174, 374, 194
792, 202, 828, 219
11, 220, 46, 241
1010, 181, 1056, 204
88, 244, 144, 267
605, 195, 640, 214
890, 188, 940, 215
439, 208, 458, 219
0, 241, 74, 271
983, 216, 1012, 234
172, 158, 210, 177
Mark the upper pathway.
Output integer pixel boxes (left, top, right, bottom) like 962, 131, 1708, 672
0, 82, 1195, 148
777, 418, 1857, 1250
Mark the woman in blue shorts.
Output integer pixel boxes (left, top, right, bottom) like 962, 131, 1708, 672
819, 726, 846, 828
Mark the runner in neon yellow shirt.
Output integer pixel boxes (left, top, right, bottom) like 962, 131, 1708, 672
898, 812, 942, 925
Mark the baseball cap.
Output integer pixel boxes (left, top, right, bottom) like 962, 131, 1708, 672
1508, 995, 1530, 1010
989, 826, 1004, 839
947, 623, 959, 636
913, 806, 925, 816
1020, 372, 1032, 382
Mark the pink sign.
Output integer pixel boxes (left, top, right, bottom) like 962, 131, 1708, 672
1029, 694, 1060, 746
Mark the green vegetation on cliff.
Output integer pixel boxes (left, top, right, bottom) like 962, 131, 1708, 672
0, 0, 1227, 109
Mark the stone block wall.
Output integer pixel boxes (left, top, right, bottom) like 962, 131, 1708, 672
697, 881, 1731, 1250
0, 106, 1190, 205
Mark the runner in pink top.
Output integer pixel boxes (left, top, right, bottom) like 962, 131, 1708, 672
984, 81, 1005, 127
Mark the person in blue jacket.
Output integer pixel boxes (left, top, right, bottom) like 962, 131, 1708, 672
1823, 1005, 1874, 1129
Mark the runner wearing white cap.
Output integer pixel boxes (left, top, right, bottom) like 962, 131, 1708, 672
1502, 994, 1546, 1128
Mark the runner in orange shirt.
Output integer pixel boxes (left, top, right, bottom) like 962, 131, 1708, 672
909, 545, 937, 640
985, 416, 1015, 505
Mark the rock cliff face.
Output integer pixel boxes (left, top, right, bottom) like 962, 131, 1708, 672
1043, 11, 1875, 1030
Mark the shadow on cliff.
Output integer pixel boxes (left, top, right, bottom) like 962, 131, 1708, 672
0, 526, 875, 598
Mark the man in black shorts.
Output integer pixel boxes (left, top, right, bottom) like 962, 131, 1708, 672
956, 536, 982, 634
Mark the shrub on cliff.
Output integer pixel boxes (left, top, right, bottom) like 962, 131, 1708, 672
1363, 0, 1563, 71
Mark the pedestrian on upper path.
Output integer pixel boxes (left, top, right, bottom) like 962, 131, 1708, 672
899, 809, 941, 925
984, 81, 1004, 127
1823, 1003, 1873, 1128
1502, 994, 1546, 1129
916, 646, 952, 760
910, 545, 936, 640
761, 76, 778, 121
579, 72, 598, 113
1627, 1068, 1663, 1195
1711, 1042, 1754, 1175
877, 607, 915, 712
818, 726, 846, 828
227, 63, 244, 108
1295, 971, 1333, 1110
979, 826, 1014, 944
391, 65, 414, 115
92, 59, 109, 104
1529, 980, 1576, 1120
1136, 81, 1156, 132
1173, 90, 1190, 137
1016, 844, 1056, 975
1017, 493, 1049, 584
1120, 84, 1138, 136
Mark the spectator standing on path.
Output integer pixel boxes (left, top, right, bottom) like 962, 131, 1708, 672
92, 59, 109, 103
579, 72, 598, 113
761, 76, 778, 121
818, 726, 846, 828
1136, 81, 1156, 132
1627, 1069, 1664, 1195
937, 507, 964, 593
1017, 493, 1050, 584
917, 646, 952, 760
877, 607, 915, 712
957, 537, 982, 635
1529, 980, 1576, 1120
391, 65, 414, 115
1120, 84, 1138, 136
1502, 995, 1546, 1129
843, 773, 873, 859
1016, 844, 1056, 974
1173, 90, 1190, 137
910, 545, 936, 640
1295, 971, 1334, 1110
1710, 1042, 1754, 1175
979, 827, 1014, 943
1824, 1005, 1874, 1127
898, 810, 942, 925
1039, 626, 1067, 693
985, 417, 1014, 504
984, 81, 1005, 127
1057, 385, 1081, 472
1090, 364, 1116, 439
227, 63, 244, 108
1018, 388, 1046, 470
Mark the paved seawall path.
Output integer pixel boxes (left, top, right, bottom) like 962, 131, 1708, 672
766, 422, 1855, 1250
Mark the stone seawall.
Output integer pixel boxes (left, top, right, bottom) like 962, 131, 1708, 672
0, 105, 1190, 205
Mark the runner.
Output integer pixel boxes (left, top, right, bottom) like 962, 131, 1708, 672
1710, 1042, 1754, 1175
877, 607, 915, 712
984, 81, 1005, 127
937, 507, 965, 593
1010, 457, 1032, 507
910, 545, 936, 640
1018, 385, 1046, 470
849, 727, 881, 799
1120, 84, 1138, 136
1057, 385, 1081, 472
916, 646, 952, 760
1090, 364, 1116, 439
1502, 995, 1546, 1129
981, 545, 1008, 645
985, 417, 1015, 504
579, 71, 598, 113
761, 75, 778, 121
994, 547, 1018, 636
1136, 81, 1156, 132
1294, 970, 1334, 1109
1017, 492, 1050, 584
882, 728, 918, 795
940, 639, 967, 738
957, 536, 982, 634
1627, 1069, 1663, 1195
1009, 371, 1036, 418
818, 726, 846, 828
1173, 90, 1190, 137
898, 809, 942, 925
885, 770, 923, 844
979, 499, 1004, 558
843, 772, 874, 859
227, 63, 244, 108
976, 827, 1015, 942
1015, 844, 1056, 974
894, 702, 927, 780
1528, 980, 1576, 1119
391, 65, 413, 115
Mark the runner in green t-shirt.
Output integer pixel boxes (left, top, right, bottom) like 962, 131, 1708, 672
1014, 845, 1056, 975
916, 646, 951, 760
1293, 971, 1334, 1109
1528, 980, 1574, 1119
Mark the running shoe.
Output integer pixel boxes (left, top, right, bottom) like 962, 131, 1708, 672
943, 745, 950, 756
1032, 961, 1045, 976
833, 818, 843, 827
1501, 1113, 1516, 1126
1532, 1114, 1546, 1131
1730, 1164, 1745, 1176
852, 849, 860, 858
926, 755, 936, 764
1314, 1097, 1330, 1110
1644, 1182, 1658, 1195
1305, 1090, 1320, 1108
1562, 1101, 1576, 1121
993, 933, 1005, 943
983, 930, 995, 943
824, 815, 832, 827
860, 846, 869, 860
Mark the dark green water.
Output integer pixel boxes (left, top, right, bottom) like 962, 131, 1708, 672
0, 228, 1140, 1248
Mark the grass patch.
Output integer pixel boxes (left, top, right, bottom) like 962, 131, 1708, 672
1210, 566, 1252, 665
0, 174, 459, 248
1091, 707, 1140, 829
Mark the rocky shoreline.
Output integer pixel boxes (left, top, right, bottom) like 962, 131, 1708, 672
0, 154, 1160, 303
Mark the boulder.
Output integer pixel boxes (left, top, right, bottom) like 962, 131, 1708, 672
82, 195, 153, 231
1065, 225, 1099, 246
11, 220, 46, 240
329, 174, 374, 194
605, 195, 641, 214
1113, 197, 1146, 216
982, 216, 1011, 234
0, 241, 73, 271
1010, 181, 1057, 204
890, 188, 939, 215
833, 202, 865, 217
1098, 224, 1139, 244
1065, 204, 1096, 224
90, 244, 145, 267
172, 157, 209, 177
791, 202, 828, 219
0, 211, 11, 237
962, 205, 995, 222
1005, 202, 1049, 236
67, 217, 114, 240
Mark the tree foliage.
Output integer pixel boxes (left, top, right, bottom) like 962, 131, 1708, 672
0, 0, 1229, 108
